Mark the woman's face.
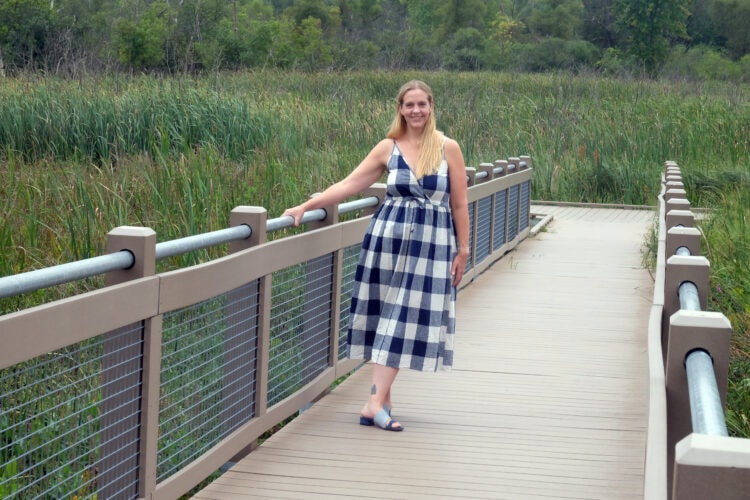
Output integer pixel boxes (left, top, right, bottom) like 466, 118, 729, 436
399, 88, 432, 130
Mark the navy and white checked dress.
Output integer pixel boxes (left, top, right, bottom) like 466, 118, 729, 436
348, 140, 456, 372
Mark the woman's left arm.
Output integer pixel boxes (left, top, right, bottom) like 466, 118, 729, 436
445, 138, 470, 287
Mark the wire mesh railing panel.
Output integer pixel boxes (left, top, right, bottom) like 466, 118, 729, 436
157, 281, 259, 482
493, 190, 507, 250
0, 324, 143, 499
520, 181, 531, 231
338, 245, 361, 360
475, 196, 493, 265
508, 185, 520, 241
466, 202, 475, 272
268, 254, 334, 407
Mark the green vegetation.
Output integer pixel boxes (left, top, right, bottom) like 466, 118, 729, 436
700, 185, 750, 436
1, 0, 750, 80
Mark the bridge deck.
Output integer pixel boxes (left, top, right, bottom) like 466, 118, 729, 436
192, 204, 655, 499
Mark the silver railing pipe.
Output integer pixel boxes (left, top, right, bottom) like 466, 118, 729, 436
0, 196, 382, 299
339, 196, 379, 215
676, 254, 729, 436
685, 349, 729, 436
266, 209, 323, 232
678, 281, 701, 311
155, 225, 252, 259
0, 252, 135, 299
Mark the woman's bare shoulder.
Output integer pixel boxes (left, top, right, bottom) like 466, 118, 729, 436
374, 137, 395, 151
442, 135, 460, 149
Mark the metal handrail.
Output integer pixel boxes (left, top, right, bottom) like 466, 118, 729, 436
675, 239, 729, 437
0, 154, 527, 299
0, 252, 136, 299
154, 225, 252, 260
0, 196, 380, 299
686, 349, 729, 436
471, 160, 526, 182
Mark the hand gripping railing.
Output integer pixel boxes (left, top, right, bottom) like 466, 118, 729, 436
0, 197, 378, 300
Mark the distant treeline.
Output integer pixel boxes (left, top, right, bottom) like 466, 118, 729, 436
1, 0, 749, 79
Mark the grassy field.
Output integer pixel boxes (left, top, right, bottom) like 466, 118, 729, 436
1, 71, 749, 440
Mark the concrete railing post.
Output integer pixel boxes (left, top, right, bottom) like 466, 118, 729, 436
301, 194, 338, 383
465, 167, 478, 269
230, 206, 267, 250
662, 255, 710, 359
664, 255, 710, 320
666, 197, 691, 214
666, 226, 701, 257
666, 209, 695, 230
306, 194, 339, 230
226, 207, 267, 460
362, 183, 387, 216
665, 311, 732, 494
465, 166, 477, 186
664, 188, 688, 202
672, 433, 750, 500
507, 159, 521, 241
478, 162, 494, 182
106, 226, 156, 285
494, 159, 508, 177
104, 226, 158, 499
666, 180, 685, 192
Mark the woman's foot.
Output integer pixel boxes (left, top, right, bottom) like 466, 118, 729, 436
359, 405, 403, 431
373, 408, 403, 431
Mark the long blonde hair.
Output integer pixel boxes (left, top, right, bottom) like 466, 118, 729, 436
387, 80, 444, 179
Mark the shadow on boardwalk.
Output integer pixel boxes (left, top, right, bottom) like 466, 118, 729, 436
193, 204, 655, 500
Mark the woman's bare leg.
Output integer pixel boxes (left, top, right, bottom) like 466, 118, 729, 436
361, 364, 402, 429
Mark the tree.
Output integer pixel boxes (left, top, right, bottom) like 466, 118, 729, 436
614, 0, 689, 76
0, 0, 53, 71
685, 0, 719, 47
523, 0, 584, 40
711, 0, 750, 59
582, 0, 618, 48
486, 11, 526, 68
114, 1, 174, 70
338, 0, 383, 39
170, 0, 231, 72
435, 0, 488, 43
444, 27, 486, 70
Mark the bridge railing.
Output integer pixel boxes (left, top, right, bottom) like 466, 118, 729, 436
0, 156, 532, 500
645, 160, 750, 499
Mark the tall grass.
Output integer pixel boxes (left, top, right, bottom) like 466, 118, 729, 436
699, 186, 750, 437
1, 70, 749, 438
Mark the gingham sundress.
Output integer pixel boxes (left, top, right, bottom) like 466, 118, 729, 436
348, 139, 456, 372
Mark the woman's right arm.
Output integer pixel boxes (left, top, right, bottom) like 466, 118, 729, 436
283, 139, 391, 226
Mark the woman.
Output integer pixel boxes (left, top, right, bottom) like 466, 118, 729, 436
283, 80, 470, 431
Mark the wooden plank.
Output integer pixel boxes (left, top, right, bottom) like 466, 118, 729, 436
192, 205, 654, 499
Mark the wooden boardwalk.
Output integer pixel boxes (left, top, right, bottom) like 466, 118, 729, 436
193, 204, 655, 499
